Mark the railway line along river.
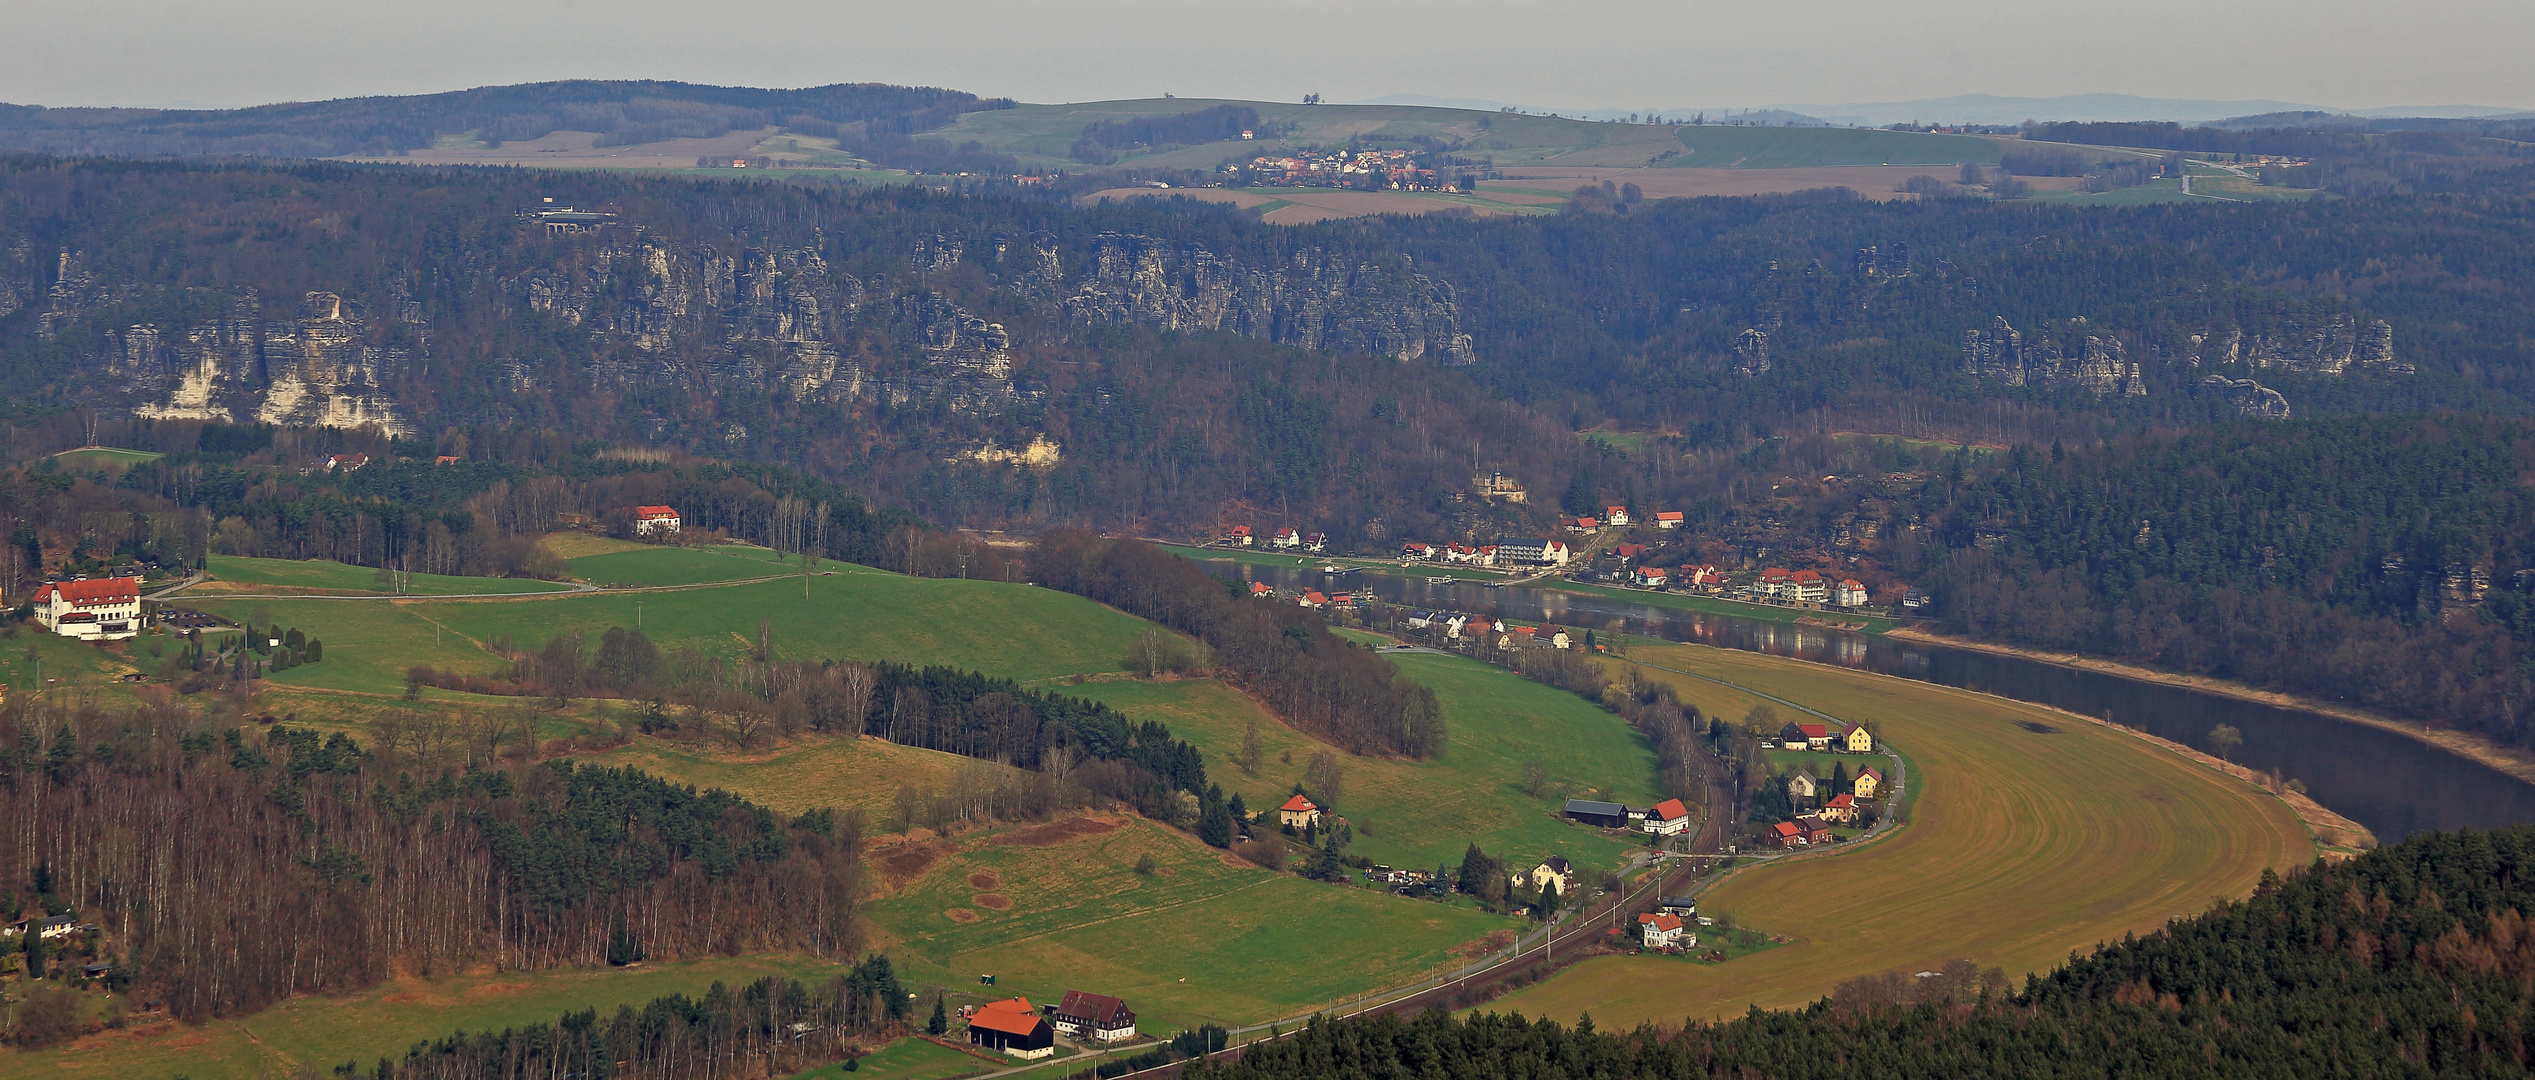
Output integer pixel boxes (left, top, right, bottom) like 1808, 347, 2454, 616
1226, 561, 2535, 843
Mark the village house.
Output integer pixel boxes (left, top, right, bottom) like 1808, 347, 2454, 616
1642, 797, 1692, 837
1053, 990, 1138, 1043
1768, 821, 1804, 849
1304, 532, 1328, 553
1843, 723, 1874, 753
1603, 506, 1632, 527
1835, 578, 1871, 607
1795, 815, 1834, 845
1298, 590, 1328, 608
1250, 581, 1274, 598
1631, 565, 1670, 588
1778, 722, 1831, 751
1271, 527, 1303, 550
1855, 768, 1882, 799
1788, 769, 1819, 802
966, 998, 1056, 1059
1756, 567, 1793, 598
434, 454, 461, 466
1638, 911, 1689, 949
1224, 525, 1255, 547
1685, 564, 1724, 586
1402, 541, 1439, 560
1277, 794, 1323, 829
1548, 628, 1573, 650
325, 452, 369, 471
1821, 793, 1859, 824
1658, 896, 1699, 918
34, 578, 141, 640
1789, 569, 1829, 604
1564, 799, 1631, 828
632, 505, 682, 537
1654, 511, 1684, 530
1614, 543, 1646, 562
1527, 856, 1575, 895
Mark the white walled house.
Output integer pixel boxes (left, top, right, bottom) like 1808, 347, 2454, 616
34, 579, 141, 640
633, 505, 683, 536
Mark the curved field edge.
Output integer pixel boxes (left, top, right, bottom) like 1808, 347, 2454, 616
1482, 642, 2312, 1026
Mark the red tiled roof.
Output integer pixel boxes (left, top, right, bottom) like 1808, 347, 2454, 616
635, 505, 679, 519
1860, 767, 1882, 779
1791, 570, 1823, 583
1797, 723, 1829, 739
1772, 822, 1802, 838
1280, 794, 1317, 812
968, 999, 1045, 1037
1647, 798, 1688, 821
1056, 990, 1132, 1026
1656, 511, 1684, 521
38, 579, 138, 606
1827, 793, 1855, 808
1638, 912, 1683, 931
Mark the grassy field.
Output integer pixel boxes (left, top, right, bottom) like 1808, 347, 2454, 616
1484, 641, 2313, 1025
0, 628, 147, 701
865, 813, 1517, 1031
790, 1038, 1004, 1080
1071, 650, 1660, 874
933, 100, 2002, 172
563, 542, 808, 586
196, 554, 575, 596
49, 446, 163, 470
183, 558, 1166, 696
575, 727, 1028, 823
1, 954, 838, 1080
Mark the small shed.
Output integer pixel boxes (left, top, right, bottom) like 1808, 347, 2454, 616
1563, 799, 1631, 829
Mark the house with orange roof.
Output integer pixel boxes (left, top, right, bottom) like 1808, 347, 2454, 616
965, 997, 1055, 1059
632, 505, 682, 537
1277, 793, 1322, 829
1654, 511, 1684, 530
33, 578, 141, 640
1639, 911, 1689, 949
1835, 578, 1870, 607
1821, 792, 1859, 824
1755, 567, 1793, 597
1223, 525, 1255, 547
1789, 569, 1829, 604
1768, 820, 1804, 848
1603, 506, 1631, 527
1642, 797, 1691, 837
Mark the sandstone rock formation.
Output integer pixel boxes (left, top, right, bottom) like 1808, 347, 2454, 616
2197, 375, 2292, 419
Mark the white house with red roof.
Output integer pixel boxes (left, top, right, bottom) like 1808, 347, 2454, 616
1277, 793, 1322, 829
1789, 569, 1829, 604
1298, 590, 1328, 608
1303, 531, 1328, 553
34, 578, 141, 640
1223, 525, 1254, 547
1685, 564, 1724, 586
1052, 990, 1138, 1043
1271, 527, 1303, 550
632, 505, 682, 537
1755, 567, 1793, 597
1603, 506, 1632, 527
1654, 511, 1684, 530
1631, 565, 1670, 588
1402, 542, 1439, 560
1835, 578, 1870, 607
1642, 797, 1691, 837
1249, 581, 1274, 599
1638, 911, 1690, 949
325, 452, 369, 472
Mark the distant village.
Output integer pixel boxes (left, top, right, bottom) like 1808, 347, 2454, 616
1222, 146, 1464, 191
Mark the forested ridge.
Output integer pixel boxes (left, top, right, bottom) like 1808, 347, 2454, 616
0, 707, 861, 1021
1195, 826, 2535, 1079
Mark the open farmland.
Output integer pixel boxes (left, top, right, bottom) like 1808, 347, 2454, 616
863, 814, 1517, 1031
47, 446, 163, 470
1080, 185, 1562, 224
0, 954, 835, 1080
196, 554, 575, 596
1484, 641, 2312, 1026
1071, 649, 1659, 875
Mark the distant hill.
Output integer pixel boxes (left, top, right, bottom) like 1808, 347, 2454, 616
0, 80, 1011, 159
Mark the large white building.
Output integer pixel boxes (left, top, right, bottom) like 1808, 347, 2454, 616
633, 505, 683, 537
33, 578, 141, 640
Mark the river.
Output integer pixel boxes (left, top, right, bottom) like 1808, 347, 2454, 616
1226, 561, 2535, 842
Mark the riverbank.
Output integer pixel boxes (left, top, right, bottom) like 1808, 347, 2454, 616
1886, 626, 2535, 793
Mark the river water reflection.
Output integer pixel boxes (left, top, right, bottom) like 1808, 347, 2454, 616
1230, 562, 2535, 842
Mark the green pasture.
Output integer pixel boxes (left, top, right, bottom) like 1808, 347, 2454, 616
868, 816, 1516, 1030
0, 954, 838, 1080
49, 446, 163, 470
202, 554, 573, 595
1075, 651, 1659, 873
790, 1038, 1002, 1080
565, 543, 805, 586
0, 628, 145, 699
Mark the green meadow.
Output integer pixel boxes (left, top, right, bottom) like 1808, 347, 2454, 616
202, 554, 574, 595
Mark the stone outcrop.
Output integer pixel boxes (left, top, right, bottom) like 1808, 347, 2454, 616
1962, 317, 2145, 396
2198, 375, 2292, 419
1036, 232, 1476, 364
2191, 315, 2408, 375
1732, 328, 1771, 375
103, 289, 416, 434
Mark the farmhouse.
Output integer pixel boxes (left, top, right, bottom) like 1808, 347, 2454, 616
1642, 797, 1691, 837
1564, 799, 1631, 828
1768, 821, 1804, 849
966, 998, 1056, 1059
1855, 767, 1882, 799
1654, 511, 1684, 529
1277, 794, 1322, 829
1053, 990, 1138, 1043
1779, 722, 1831, 750
1528, 856, 1574, 894
632, 505, 682, 536
1843, 723, 1875, 753
1822, 793, 1859, 824
33, 578, 141, 640
1638, 912, 1688, 949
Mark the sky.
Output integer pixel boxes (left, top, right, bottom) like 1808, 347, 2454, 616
8, 0, 2531, 114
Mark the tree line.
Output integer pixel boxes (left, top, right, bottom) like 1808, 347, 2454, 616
0, 703, 862, 1024
1030, 531, 1445, 758
1193, 825, 2535, 1079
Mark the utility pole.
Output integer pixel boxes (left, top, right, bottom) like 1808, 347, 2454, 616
636, 601, 643, 629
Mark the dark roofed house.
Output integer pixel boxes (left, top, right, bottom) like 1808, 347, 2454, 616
1053, 990, 1138, 1043
1564, 799, 1630, 828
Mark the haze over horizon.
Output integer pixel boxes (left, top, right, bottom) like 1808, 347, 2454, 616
9, 0, 2528, 116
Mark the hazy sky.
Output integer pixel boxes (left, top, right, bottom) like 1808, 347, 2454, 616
9, 0, 2530, 112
